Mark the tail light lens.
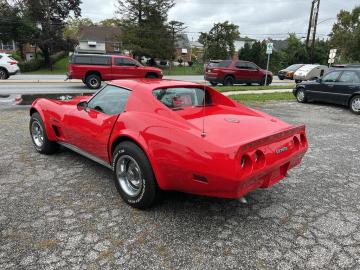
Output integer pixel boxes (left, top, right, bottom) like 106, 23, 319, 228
254, 150, 265, 168
300, 133, 307, 146
240, 154, 252, 174
8, 61, 17, 65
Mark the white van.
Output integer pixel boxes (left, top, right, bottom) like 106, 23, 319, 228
293, 64, 328, 83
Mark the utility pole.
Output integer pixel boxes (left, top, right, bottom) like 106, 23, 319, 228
306, 0, 320, 63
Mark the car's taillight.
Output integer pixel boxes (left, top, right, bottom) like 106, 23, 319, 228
8, 61, 17, 65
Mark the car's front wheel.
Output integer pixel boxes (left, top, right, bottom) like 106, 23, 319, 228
30, 113, 59, 154
349, 95, 360, 115
223, 76, 234, 86
296, 88, 307, 103
113, 141, 160, 209
210, 82, 218, 86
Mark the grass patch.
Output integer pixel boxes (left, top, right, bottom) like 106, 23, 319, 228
215, 84, 295, 92
229, 92, 295, 103
162, 64, 203, 75
24, 56, 69, 75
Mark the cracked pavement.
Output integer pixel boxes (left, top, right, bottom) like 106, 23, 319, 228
0, 101, 359, 269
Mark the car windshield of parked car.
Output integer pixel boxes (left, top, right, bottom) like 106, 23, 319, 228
338, 71, 360, 84
287, 64, 303, 71
322, 71, 342, 83
153, 87, 211, 109
87, 85, 131, 115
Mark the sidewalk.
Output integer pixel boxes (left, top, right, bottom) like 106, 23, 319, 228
222, 89, 293, 96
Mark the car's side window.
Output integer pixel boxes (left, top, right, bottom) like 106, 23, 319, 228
114, 58, 138, 67
247, 63, 258, 70
322, 71, 341, 83
339, 71, 360, 84
87, 85, 131, 115
236, 61, 248, 69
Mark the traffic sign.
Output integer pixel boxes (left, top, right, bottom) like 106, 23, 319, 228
266, 43, 273, 54
328, 58, 335, 64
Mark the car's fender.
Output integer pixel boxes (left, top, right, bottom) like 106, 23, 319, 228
30, 99, 58, 141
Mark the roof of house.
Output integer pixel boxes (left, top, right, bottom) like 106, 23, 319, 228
78, 26, 122, 42
175, 34, 191, 49
236, 37, 257, 42
190, 41, 203, 48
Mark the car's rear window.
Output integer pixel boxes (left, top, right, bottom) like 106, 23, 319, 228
153, 87, 211, 109
71, 55, 111, 65
208, 60, 231, 68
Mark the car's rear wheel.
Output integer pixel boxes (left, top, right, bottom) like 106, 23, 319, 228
279, 76, 284, 80
224, 76, 234, 86
295, 79, 302, 84
246, 82, 252, 86
0, 68, 8, 80
30, 113, 59, 154
85, 74, 101, 89
296, 88, 307, 103
349, 95, 360, 115
260, 76, 272, 86
113, 142, 160, 209
210, 82, 218, 86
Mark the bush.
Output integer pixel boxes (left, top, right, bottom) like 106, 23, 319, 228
10, 51, 22, 62
188, 61, 193, 67
18, 58, 45, 72
50, 51, 66, 63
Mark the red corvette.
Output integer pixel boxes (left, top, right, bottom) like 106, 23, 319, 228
29, 79, 308, 209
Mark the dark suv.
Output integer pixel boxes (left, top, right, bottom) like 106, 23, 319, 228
205, 60, 273, 86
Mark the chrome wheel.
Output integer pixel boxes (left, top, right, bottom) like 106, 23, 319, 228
90, 78, 99, 88
31, 121, 44, 148
297, 89, 305, 102
351, 97, 360, 112
116, 155, 143, 197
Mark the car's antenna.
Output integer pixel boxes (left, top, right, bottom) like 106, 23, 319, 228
201, 81, 207, 138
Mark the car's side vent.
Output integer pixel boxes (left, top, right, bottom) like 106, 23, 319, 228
193, 174, 208, 183
52, 125, 61, 137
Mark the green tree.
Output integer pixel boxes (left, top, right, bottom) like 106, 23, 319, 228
199, 21, 239, 60
0, 0, 36, 60
64, 18, 94, 41
330, 5, 360, 62
116, 0, 175, 59
100, 18, 123, 27
22, 0, 82, 66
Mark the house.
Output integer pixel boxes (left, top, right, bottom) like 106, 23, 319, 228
0, 40, 16, 53
175, 34, 191, 62
234, 37, 257, 52
75, 26, 122, 55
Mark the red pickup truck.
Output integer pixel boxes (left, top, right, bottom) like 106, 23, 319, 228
67, 54, 163, 89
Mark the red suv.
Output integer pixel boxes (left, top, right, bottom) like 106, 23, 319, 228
205, 60, 273, 86
68, 54, 163, 89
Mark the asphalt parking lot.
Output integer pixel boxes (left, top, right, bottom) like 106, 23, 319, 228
0, 101, 359, 269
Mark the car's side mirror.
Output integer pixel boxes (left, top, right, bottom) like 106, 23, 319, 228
77, 101, 88, 111
316, 78, 322, 83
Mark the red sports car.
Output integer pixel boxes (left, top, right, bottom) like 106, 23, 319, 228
29, 79, 308, 209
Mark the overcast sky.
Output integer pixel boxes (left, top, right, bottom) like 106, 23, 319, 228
81, 0, 359, 41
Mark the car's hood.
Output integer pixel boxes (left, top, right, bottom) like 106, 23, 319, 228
176, 105, 291, 148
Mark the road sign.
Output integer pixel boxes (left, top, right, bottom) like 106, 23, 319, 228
328, 48, 337, 66
328, 58, 335, 64
266, 43, 273, 54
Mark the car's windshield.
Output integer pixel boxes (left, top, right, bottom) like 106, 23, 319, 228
287, 64, 303, 71
153, 87, 211, 109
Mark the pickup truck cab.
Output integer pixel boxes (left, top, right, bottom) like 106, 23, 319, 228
68, 54, 163, 89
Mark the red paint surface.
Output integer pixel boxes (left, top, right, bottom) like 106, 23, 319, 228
31, 79, 308, 199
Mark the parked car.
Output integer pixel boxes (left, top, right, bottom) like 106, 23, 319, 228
293, 64, 328, 83
0, 53, 20, 80
205, 60, 273, 86
293, 68, 360, 114
67, 54, 163, 89
278, 64, 304, 80
29, 79, 308, 209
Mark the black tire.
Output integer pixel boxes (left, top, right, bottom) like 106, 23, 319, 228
246, 82, 252, 86
260, 76, 272, 86
278, 77, 284, 80
85, 74, 101, 89
210, 82, 218, 86
295, 79, 302, 84
145, 73, 158, 79
296, 88, 307, 103
223, 76, 234, 86
0, 68, 9, 80
112, 142, 160, 209
30, 113, 59, 154
349, 95, 360, 115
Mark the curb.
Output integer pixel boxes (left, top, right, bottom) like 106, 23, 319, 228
1, 80, 82, 84
223, 89, 293, 96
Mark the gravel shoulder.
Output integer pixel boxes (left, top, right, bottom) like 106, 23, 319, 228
0, 101, 359, 269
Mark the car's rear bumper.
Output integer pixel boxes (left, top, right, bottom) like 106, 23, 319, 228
9, 70, 19, 76
204, 74, 222, 83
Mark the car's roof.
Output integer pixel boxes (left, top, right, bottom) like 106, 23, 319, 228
108, 79, 203, 92
72, 54, 132, 58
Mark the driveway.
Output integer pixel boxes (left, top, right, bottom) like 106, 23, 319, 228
0, 101, 359, 269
